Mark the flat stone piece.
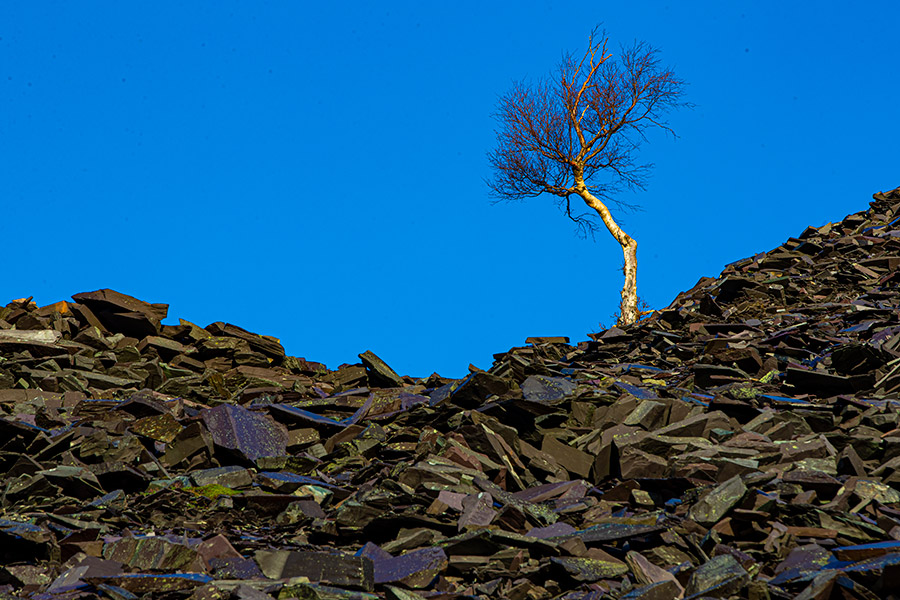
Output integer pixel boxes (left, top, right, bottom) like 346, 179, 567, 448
458, 492, 497, 531
254, 550, 374, 592
358, 541, 393, 563
196, 534, 243, 564
72, 289, 168, 321
78, 371, 143, 390
201, 404, 287, 461
116, 389, 173, 416
774, 544, 833, 575
525, 336, 570, 345
853, 478, 900, 504
521, 375, 576, 402
541, 435, 593, 479
620, 580, 685, 600
385, 586, 429, 600
841, 551, 900, 574
359, 350, 404, 388
684, 554, 749, 598
436, 490, 466, 511
85, 573, 212, 594
785, 367, 866, 395
526, 523, 577, 539
190, 465, 253, 488
0, 518, 53, 563
791, 572, 838, 600
551, 556, 629, 581
0, 329, 62, 344
38, 465, 104, 499
47, 555, 124, 594
613, 380, 657, 400
550, 523, 665, 544
103, 536, 198, 571
623, 400, 666, 429
130, 412, 181, 443
267, 404, 345, 429
229, 583, 274, 600
256, 470, 330, 493
137, 335, 186, 359
278, 499, 327, 520
834, 540, 900, 562
163, 422, 212, 466
72, 289, 167, 337
514, 480, 587, 503
626, 550, 683, 590
688, 475, 747, 525
449, 372, 512, 407
373, 547, 448, 588
208, 557, 265, 580
204, 322, 285, 358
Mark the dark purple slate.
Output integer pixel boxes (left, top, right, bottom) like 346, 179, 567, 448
372, 546, 448, 588
521, 375, 576, 402
208, 557, 265, 580
254, 550, 374, 591
526, 522, 578, 539
201, 404, 287, 461
356, 542, 393, 563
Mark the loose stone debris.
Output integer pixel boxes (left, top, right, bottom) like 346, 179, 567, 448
2, 186, 900, 599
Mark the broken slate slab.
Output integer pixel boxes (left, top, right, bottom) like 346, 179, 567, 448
254, 550, 374, 592
551, 555, 630, 582
359, 350, 404, 388
201, 403, 288, 461
687, 475, 748, 526
521, 375, 576, 403
103, 536, 199, 571
371, 547, 448, 589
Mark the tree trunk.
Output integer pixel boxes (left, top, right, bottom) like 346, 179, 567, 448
574, 183, 639, 326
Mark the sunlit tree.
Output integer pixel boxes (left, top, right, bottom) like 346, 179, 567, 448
487, 28, 685, 325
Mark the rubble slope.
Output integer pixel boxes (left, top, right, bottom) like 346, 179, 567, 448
2, 186, 900, 599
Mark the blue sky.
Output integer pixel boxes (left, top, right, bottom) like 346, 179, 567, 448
3, 2, 898, 378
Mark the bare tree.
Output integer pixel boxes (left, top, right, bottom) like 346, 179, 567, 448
487, 28, 685, 326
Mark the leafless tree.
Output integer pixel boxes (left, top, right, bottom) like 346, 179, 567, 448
487, 28, 685, 326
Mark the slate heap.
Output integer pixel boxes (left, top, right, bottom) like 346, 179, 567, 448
2, 186, 900, 600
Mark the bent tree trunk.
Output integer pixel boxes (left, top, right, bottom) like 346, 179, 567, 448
574, 183, 639, 326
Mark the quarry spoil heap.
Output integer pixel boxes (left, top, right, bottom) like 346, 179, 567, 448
2, 186, 900, 599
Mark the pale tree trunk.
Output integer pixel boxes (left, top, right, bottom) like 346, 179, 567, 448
573, 179, 639, 326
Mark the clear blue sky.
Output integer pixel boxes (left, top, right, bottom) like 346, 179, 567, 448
3, 2, 898, 378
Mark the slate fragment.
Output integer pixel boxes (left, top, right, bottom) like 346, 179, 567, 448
683, 554, 750, 598
358, 350, 404, 388
163, 421, 213, 467
372, 547, 448, 588
620, 580, 684, 600
521, 375, 576, 403
201, 403, 288, 461
254, 550, 374, 592
103, 536, 198, 571
551, 555, 629, 582
72, 289, 167, 338
458, 492, 497, 531
190, 465, 253, 488
541, 435, 594, 480
204, 322, 286, 360
447, 372, 513, 407
129, 412, 181, 443
549, 523, 665, 544
85, 573, 212, 594
688, 475, 747, 526
0, 519, 53, 562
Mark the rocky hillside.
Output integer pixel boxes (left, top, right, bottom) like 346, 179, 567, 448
1, 186, 900, 599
